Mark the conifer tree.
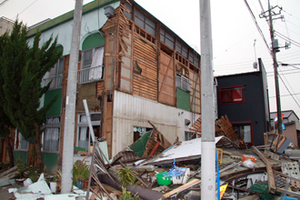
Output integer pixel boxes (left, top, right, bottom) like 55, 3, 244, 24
0, 20, 62, 169
0, 34, 15, 167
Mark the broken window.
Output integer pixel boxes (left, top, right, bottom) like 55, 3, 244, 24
133, 126, 153, 142
123, 2, 132, 19
220, 86, 244, 104
185, 132, 196, 141
77, 113, 101, 152
80, 46, 104, 83
42, 116, 60, 152
14, 131, 29, 150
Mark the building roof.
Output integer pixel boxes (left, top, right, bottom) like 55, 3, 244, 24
270, 110, 299, 120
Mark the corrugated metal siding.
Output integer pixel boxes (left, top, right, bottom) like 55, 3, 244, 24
112, 90, 177, 155
111, 90, 200, 156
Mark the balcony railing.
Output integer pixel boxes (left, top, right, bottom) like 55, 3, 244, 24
42, 75, 62, 90
79, 65, 104, 84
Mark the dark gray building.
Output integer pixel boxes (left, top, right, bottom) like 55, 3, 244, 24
216, 58, 270, 146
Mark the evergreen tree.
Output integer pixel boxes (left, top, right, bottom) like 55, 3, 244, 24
0, 20, 62, 169
0, 33, 15, 167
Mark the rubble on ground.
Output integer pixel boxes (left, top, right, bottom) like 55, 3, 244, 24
1, 118, 300, 199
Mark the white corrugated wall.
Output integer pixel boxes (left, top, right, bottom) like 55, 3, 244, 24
112, 90, 200, 156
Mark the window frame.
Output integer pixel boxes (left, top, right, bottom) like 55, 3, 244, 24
231, 120, 253, 145
43, 57, 64, 90
80, 46, 104, 84
42, 116, 61, 153
176, 73, 191, 92
134, 9, 156, 36
14, 131, 29, 151
220, 85, 245, 105
77, 112, 101, 152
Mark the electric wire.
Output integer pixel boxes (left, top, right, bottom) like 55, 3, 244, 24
278, 72, 300, 109
244, 0, 272, 57
279, 67, 300, 104
0, 0, 8, 7
13, 0, 39, 20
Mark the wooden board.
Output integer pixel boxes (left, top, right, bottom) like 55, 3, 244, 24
162, 179, 200, 198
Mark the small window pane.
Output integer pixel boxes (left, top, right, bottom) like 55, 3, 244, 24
83, 49, 93, 68
135, 17, 144, 28
146, 24, 155, 35
58, 57, 64, 74
135, 9, 144, 20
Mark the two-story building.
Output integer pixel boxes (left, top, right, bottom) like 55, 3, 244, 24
216, 58, 270, 147
13, 0, 201, 172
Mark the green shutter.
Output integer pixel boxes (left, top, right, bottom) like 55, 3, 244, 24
177, 88, 190, 111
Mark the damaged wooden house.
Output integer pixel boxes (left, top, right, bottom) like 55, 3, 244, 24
11, 0, 201, 173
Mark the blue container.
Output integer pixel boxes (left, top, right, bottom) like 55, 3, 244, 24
75, 180, 83, 189
282, 196, 298, 200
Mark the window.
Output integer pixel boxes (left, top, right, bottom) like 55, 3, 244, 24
220, 86, 244, 104
43, 116, 60, 152
43, 57, 64, 90
176, 73, 190, 92
160, 28, 175, 49
135, 9, 156, 36
189, 50, 200, 67
232, 123, 252, 144
176, 41, 188, 58
14, 131, 29, 150
133, 126, 153, 142
123, 2, 132, 19
80, 46, 104, 83
185, 132, 196, 141
77, 113, 101, 152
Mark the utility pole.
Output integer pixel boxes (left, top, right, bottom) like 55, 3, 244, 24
200, 0, 216, 199
61, 0, 83, 193
268, 0, 283, 135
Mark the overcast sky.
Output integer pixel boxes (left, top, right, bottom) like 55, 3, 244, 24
1, 0, 300, 118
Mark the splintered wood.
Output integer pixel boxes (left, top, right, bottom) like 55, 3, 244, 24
142, 121, 172, 158
215, 115, 247, 149
189, 115, 247, 149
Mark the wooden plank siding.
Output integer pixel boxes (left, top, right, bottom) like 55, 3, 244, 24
189, 70, 201, 114
158, 51, 176, 106
132, 35, 157, 101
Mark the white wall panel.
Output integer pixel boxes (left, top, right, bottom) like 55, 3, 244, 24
112, 90, 200, 156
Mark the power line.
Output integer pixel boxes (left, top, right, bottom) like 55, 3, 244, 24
278, 73, 300, 109
269, 93, 300, 98
244, 0, 272, 57
0, 0, 8, 7
16, 0, 39, 17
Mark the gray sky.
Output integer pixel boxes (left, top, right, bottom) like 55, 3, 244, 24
1, 0, 300, 118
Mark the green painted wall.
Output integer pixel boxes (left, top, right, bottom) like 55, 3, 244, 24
177, 88, 190, 111
13, 151, 28, 165
82, 33, 105, 50
45, 89, 62, 116
13, 151, 59, 173
42, 153, 59, 173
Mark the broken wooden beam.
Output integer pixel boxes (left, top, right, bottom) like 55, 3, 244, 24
162, 179, 200, 199
252, 146, 276, 194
